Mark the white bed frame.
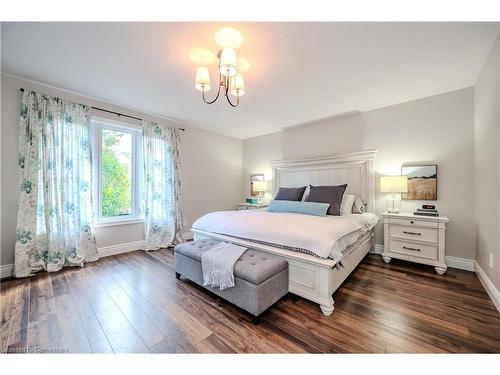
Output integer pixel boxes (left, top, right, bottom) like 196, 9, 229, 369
192, 150, 378, 316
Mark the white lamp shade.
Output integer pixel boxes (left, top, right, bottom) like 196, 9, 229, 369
195, 66, 211, 91
380, 176, 408, 193
219, 48, 237, 77
230, 73, 246, 97
253, 180, 267, 192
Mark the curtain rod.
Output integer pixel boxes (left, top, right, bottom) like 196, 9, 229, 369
20, 88, 186, 131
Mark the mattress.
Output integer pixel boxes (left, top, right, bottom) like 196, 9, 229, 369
192, 210, 378, 261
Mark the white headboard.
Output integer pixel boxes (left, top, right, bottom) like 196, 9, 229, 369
269, 150, 377, 213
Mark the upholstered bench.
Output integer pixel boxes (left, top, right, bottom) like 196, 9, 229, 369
174, 239, 289, 322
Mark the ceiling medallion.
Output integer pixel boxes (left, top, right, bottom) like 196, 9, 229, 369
189, 27, 249, 107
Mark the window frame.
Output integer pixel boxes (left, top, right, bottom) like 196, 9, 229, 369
91, 117, 143, 226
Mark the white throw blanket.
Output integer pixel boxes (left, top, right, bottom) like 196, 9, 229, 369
201, 242, 247, 290
193, 210, 379, 261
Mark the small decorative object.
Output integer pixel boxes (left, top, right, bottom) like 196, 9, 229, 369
401, 164, 437, 200
380, 176, 408, 213
250, 174, 265, 196
252, 180, 267, 205
246, 198, 258, 204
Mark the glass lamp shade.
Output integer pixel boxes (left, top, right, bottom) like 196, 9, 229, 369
195, 66, 211, 91
230, 73, 246, 96
219, 48, 237, 77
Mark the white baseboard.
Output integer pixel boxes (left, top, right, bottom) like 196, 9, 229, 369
98, 240, 143, 258
1, 264, 14, 279
445, 256, 475, 271
475, 261, 500, 314
372, 244, 384, 254
1, 239, 165, 279
370, 243, 474, 272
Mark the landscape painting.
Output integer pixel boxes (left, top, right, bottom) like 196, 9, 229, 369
401, 164, 437, 200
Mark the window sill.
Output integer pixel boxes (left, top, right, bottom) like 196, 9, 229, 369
94, 218, 144, 228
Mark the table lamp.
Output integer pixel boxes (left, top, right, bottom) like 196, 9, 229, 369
252, 180, 267, 204
380, 176, 408, 213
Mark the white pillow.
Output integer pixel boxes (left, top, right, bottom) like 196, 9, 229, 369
301, 185, 311, 202
340, 194, 355, 215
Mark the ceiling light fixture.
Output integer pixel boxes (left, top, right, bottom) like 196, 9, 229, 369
189, 27, 248, 107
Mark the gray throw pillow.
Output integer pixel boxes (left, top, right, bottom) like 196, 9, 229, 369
274, 186, 307, 201
306, 184, 348, 215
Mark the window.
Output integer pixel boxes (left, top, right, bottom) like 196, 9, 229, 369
91, 119, 142, 224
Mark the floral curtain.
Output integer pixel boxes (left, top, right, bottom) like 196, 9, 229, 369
142, 120, 183, 250
14, 91, 98, 277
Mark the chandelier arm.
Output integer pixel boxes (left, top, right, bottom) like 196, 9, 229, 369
224, 74, 230, 97
225, 92, 239, 107
221, 73, 238, 107
202, 73, 223, 104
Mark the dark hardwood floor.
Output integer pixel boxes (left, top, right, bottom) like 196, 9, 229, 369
1, 250, 499, 353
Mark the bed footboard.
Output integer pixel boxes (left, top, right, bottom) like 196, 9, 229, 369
191, 229, 374, 316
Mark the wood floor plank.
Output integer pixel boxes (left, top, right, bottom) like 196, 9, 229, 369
27, 273, 64, 353
2, 251, 499, 353
0, 278, 30, 353
49, 272, 92, 353
70, 263, 150, 353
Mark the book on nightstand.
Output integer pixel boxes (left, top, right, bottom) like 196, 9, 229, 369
414, 211, 439, 217
414, 205, 439, 217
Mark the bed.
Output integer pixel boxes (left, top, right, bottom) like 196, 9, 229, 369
191, 150, 378, 316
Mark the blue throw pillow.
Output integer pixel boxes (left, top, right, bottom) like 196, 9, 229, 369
267, 200, 330, 216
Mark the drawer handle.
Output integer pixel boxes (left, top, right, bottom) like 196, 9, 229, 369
403, 246, 421, 252
410, 221, 415, 224
403, 231, 421, 236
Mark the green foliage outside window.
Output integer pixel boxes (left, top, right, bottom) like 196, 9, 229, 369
101, 130, 132, 217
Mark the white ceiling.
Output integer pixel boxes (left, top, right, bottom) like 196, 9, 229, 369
2, 22, 499, 139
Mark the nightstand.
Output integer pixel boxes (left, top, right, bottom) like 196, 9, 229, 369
237, 203, 268, 210
381, 212, 449, 274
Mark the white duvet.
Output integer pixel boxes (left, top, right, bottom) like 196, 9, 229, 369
192, 210, 379, 261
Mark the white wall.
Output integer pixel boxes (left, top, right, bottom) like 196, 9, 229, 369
474, 34, 500, 291
1, 73, 243, 268
243, 88, 475, 260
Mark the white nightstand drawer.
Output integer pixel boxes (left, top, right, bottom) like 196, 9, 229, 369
390, 225, 438, 244
389, 218, 438, 228
388, 239, 438, 260
382, 212, 449, 274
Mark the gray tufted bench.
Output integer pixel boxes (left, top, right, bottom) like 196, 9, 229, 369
174, 239, 289, 322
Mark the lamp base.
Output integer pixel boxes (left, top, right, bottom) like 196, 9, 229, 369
386, 193, 401, 214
